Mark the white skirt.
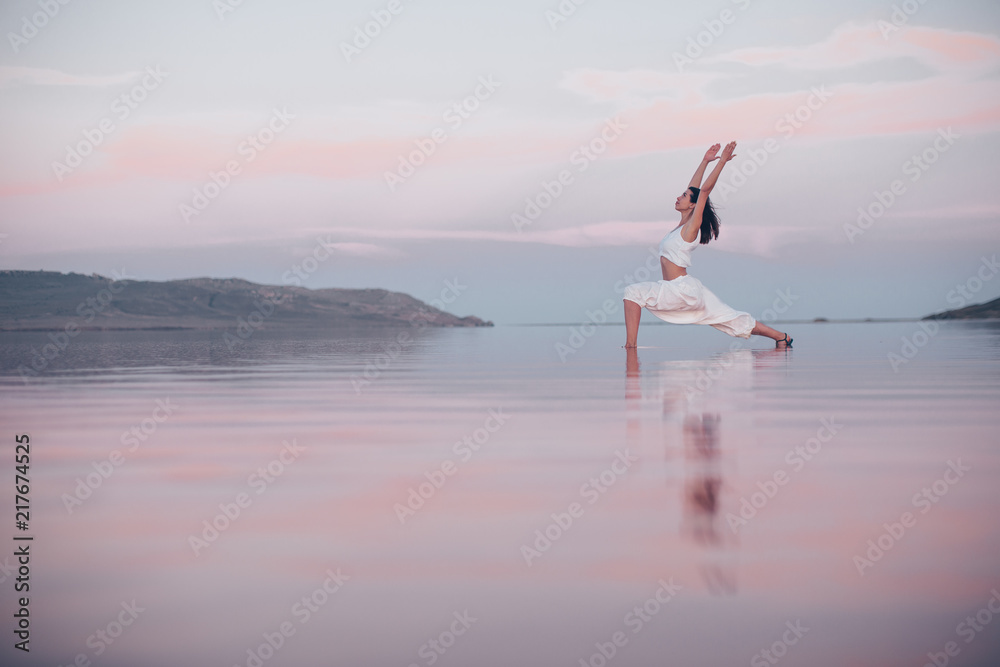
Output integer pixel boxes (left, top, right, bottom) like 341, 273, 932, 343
623, 275, 756, 339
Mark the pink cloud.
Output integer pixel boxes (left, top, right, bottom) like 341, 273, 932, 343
298, 221, 816, 259
711, 22, 1000, 71
2, 24, 998, 203
565, 24, 1000, 156
0, 122, 576, 198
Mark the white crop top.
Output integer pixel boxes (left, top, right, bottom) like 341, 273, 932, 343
659, 225, 700, 268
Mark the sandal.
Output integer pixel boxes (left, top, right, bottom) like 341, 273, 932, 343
778, 333, 793, 348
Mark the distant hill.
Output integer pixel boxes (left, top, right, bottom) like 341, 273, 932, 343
924, 296, 1000, 320
0, 270, 492, 331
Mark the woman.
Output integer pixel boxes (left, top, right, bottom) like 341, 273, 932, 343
623, 142, 792, 349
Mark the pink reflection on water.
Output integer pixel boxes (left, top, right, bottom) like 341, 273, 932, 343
5, 324, 1000, 666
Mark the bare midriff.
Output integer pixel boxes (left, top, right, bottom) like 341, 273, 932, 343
661, 257, 687, 281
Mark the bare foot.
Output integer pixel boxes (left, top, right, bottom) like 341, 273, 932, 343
623, 344, 637, 349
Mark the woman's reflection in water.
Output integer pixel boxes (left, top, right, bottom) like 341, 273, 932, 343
682, 412, 723, 546
625, 346, 745, 596
682, 411, 737, 596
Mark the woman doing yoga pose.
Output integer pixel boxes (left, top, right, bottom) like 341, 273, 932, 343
622, 142, 793, 349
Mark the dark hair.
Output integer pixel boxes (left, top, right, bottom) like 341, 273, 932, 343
688, 187, 720, 244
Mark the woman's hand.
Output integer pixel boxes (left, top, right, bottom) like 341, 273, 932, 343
720, 141, 737, 162
698, 141, 738, 196
690, 143, 724, 188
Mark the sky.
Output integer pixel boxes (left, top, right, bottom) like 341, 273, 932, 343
1, 0, 999, 325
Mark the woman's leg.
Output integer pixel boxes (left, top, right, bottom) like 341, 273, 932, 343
751, 321, 791, 347
624, 299, 642, 348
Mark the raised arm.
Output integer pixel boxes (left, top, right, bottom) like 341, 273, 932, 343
688, 143, 721, 189
682, 142, 736, 241
698, 141, 737, 197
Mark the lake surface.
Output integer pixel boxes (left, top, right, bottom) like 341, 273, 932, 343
1, 320, 999, 667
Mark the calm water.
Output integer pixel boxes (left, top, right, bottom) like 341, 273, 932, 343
1, 321, 999, 667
